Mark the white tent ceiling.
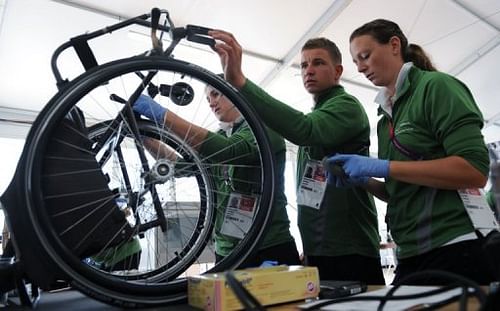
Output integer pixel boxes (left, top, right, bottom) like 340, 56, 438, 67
0, 0, 499, 151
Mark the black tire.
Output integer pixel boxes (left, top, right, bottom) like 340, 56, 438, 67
5, 56, 275, 307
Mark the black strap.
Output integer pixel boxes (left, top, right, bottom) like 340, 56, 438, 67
388, 119, 424, 160
70, 35, 98, 71
225, 271, 265, 311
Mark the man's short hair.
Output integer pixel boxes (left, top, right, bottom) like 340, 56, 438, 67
302, 38, 342, 64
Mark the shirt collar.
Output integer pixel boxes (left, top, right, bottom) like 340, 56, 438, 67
219, 115, 244, 136
375, 62, 413, 117
314, 85, 343, 108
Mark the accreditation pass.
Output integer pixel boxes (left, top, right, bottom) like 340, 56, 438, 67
297, 160, 327, 210
220, 192, 258, 239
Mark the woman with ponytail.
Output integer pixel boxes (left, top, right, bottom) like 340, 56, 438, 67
326, 19, 496, 285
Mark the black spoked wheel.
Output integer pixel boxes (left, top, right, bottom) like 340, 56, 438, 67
13, 56, 275, 307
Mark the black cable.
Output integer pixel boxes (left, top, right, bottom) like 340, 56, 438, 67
302, 286, 459, 310
378, 270, 487, 311
225, 271, 265, 311
303, 271, 487, 310
459, 285, 469, 311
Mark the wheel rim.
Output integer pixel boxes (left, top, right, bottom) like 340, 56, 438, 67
20, 57, 275, 305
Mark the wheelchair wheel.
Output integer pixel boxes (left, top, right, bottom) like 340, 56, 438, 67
12, 56, 275, 307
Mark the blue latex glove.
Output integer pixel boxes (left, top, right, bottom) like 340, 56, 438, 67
133, 94, 167, 123
323, 155, 369, 187
325, 154, 390, 179
259, 260, 278, 268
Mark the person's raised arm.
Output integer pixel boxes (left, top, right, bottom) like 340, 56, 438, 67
209, 30, 247, 89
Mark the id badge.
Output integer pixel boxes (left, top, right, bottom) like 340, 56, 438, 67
220, 192, 258, 239
297, 160, 327, 209
458, 188, 499, 230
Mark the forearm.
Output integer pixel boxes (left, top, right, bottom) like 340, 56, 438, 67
363, 178, 389, 202
240, 80, 309, 144
241, 80, 359, 146
142, 137, 177, 161
164, 112, 208, 150
389, 155, 487, 189
200, 130, 259, 164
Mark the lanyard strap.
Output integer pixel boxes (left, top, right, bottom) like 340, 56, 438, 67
388, 120, 423, 160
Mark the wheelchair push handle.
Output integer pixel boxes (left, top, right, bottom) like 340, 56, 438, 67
50, 8, 217, 90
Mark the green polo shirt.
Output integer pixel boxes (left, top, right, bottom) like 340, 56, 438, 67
377, 66, 489, 259
91, 238, 141, 268
240, 80, 381, 258
200, 120, 294, 256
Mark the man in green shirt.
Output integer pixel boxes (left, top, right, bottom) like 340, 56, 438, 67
209, 32, 384, 283
133, 81, 300, 268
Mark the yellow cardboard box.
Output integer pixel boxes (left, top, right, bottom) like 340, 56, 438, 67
188, 265, 319, 311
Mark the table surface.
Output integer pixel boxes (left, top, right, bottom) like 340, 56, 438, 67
3, 285, 488, 310
269, 285, 486, 311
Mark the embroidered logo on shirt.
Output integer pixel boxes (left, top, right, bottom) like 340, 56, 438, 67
394, 121, 415, 136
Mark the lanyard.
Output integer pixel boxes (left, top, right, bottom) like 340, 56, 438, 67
388, 120, 423, 161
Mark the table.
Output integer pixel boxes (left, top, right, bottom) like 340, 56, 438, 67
5, 285, 488, 310
269, 285, 486, 310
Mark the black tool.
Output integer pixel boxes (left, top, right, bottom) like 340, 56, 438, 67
319, 280, 367, 299
323, 158, 348, 178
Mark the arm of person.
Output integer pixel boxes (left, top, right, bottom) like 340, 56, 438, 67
199, 125, 259, 164
133, 94, 260, 165
368, 72, 488, 191
389, 155, 487, 189
132, 94, 210, 150
327, 155, 486, 201
328, 152, 487, 195
363, 178, 389, 202
142, 137, 178, 161
163, 111, 209, 150
401, 72, 490, 189
240, 80, 370, 147
160, 114, 260, 165
210, 29, 367, 148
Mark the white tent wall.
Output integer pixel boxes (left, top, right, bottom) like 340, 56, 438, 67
0, 0, 499, 143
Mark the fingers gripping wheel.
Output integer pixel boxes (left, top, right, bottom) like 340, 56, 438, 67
8, 57, 275, 307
